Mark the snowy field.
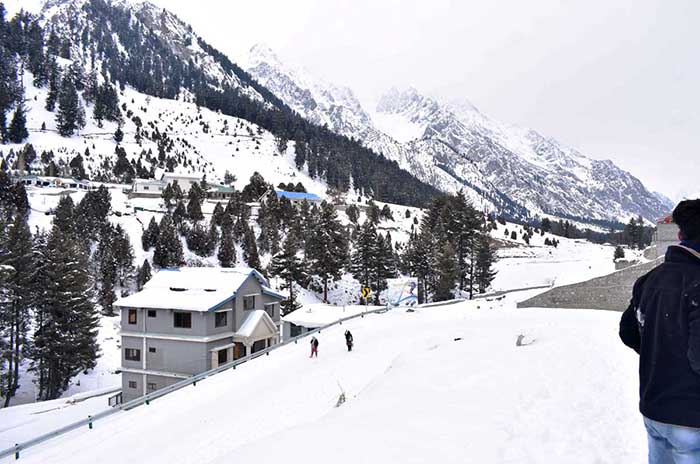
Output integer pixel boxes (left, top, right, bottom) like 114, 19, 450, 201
4, 292, 645, 463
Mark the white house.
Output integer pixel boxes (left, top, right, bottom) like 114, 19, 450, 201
115, 267, 285, 402
161, 172, 203, 193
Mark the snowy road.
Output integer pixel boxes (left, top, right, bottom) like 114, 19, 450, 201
8, 295, 645, 463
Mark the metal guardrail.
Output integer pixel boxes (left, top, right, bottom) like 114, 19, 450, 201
0, 305, 395, 461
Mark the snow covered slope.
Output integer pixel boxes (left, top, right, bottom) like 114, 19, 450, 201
245, 45, 672, 223
13, 297, 645, 463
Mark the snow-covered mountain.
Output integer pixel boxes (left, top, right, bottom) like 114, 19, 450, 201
2, 0, 437, 208
245, 45, 673, 223
245, 45, 522, 217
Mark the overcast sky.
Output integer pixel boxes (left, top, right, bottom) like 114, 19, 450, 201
11, 0, 699, 200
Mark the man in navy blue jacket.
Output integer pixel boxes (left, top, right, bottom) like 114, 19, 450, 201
620, 199, 700, 464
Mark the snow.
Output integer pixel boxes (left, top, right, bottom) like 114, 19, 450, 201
282, 304, 384, 329
369, 111, 426, 143
10, 294, 645, 463
234, 310, 273, 339
0, 388, 119, 451
115, 267, 272, 312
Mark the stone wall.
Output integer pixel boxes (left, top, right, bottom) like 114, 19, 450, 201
517, 258, 663, 312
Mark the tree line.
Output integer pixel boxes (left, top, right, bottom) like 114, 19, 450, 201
0, 164, 136, 404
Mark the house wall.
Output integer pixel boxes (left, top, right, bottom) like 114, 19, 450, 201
232, 276, 281, 331
204, 300, 235, 336
122, 372, 182, 403
145, 339, 210, 375
121, 307, 213, 337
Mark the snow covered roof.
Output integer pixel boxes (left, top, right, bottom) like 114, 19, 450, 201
162, 172, 204, 180
274, 190, 322, 202
115, 267, 282, 312
282, 304, 383, 329
235, 310, 277, 340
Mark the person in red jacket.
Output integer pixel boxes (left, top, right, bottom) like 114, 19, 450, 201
310, 336, 319, 358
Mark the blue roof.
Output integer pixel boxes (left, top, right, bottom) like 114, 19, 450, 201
274, 190, 322, 202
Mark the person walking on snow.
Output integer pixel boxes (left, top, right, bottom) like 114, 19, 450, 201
345, 330, 354, 352
310, 336, 319, 358
620, 199, 700, 464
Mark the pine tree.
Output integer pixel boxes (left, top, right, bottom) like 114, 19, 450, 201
0, 213, 34, 406
242, 226, 261, 270
307, 202, 348, 303
614, 245, 626, 260
55, 75, 85, 136
474, 234, 497, 294
153, 215, 184, 268
113, 125, 124, 143
271, 236, 307, 315
142, 216, 160, 250
186, 183, 204, 221
32, 225, 98, 400
136, 259, 152, 290
434, 243, 458, 302
350, 221, 379, 301
7, 103, 28, 144
218, 225, 236, 267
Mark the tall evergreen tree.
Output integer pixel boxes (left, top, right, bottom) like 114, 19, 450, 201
218, 225, 236, 267
307, 202, 348, 303
153, 215, 184, 268
271, 236, 307, 315
141, 216, 160, 250
434, 242, 458, 302
242, 226, 261, 270
7, 103, 28, 144
31, 225, 98, 400
0, 213, 34, 406
136, 259, 152, 290
55, 74, 85, 136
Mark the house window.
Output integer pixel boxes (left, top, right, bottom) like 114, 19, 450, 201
218, 348, 228, 365
128, 381, 137, 389
125, 348, 141, 361
174, 311, 192, 328
215, 311, 227, 328
149, 347, 156, 353
264, 303, 275, 318
143, 186, 149, 191
147, 382, 157, 391
243, 296, 255, 311
128, 309, 137, 324
148, 310, 157, 318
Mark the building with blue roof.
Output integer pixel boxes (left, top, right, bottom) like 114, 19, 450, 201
274, 190, 323, 205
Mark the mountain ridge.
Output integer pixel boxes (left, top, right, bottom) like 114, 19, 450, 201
245, 44, 673, 223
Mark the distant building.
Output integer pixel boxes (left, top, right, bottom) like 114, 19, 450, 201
206, 185, 235, 202
161, 173, 203, 193
130, 178, 166, 197
653, 214, 680, 259
115, 267, 284, 402
273, 190, 322, 206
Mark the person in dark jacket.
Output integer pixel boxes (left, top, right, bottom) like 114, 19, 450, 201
345, 330, 354, 352
620, 199, 700, 464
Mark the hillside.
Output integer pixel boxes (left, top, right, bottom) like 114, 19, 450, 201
0, 0, 439, 207
5, 297, 645, 463
245, 45, 673, 224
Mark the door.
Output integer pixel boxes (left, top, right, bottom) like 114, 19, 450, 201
234, 343, 246, 360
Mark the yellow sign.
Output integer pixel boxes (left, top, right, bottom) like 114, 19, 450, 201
361, 287, 371, 299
